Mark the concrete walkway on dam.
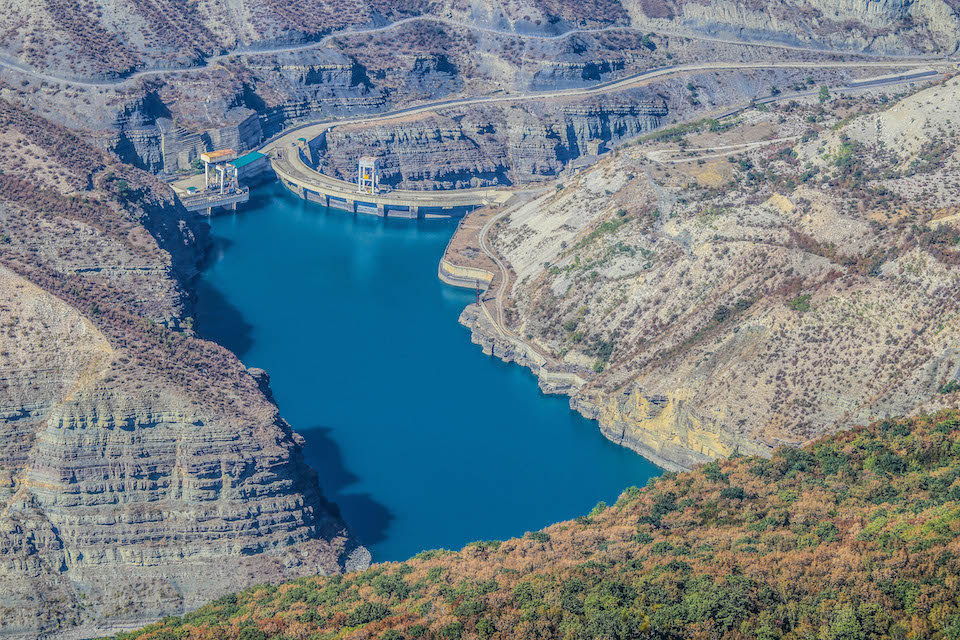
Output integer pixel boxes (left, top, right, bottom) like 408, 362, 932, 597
270, 146, 515, 218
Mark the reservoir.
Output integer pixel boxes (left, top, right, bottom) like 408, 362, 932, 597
195, 181, 660, 561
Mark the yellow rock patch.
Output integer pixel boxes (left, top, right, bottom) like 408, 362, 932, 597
764, 194, 796, 214
687, 160, 733, 188
598, 387, 745, 464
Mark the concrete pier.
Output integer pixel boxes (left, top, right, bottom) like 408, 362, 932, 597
178, 188, 250, 214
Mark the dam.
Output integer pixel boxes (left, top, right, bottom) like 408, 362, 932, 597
270, 139, 514, 218
172, 137, 516, 218
165, 62, 943, 220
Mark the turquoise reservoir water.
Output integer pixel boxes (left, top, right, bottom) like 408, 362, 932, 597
195, 181, 660, 562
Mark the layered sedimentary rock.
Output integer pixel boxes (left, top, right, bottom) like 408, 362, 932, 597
111, 415, 960, 640
2, 0, 943, 177
314, 97, 668, 189
0, 98, 365, 639
310, 60, 857, 191
623, 0, 960, 54
0, 0, 955, 80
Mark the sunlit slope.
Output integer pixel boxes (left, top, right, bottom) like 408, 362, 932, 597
117, 411, 960, 640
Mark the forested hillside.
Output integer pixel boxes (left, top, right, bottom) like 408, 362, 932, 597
115, 411, 960, 640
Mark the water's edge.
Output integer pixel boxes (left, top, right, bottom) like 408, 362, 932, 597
193, 182, 661, 561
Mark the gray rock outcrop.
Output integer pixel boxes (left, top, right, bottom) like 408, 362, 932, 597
0, 98, 366, 639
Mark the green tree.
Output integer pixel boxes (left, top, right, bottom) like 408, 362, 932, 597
477, 618, 496, 639
238, 628, 267, 640
829, 605, 865, 640
347, 602, 391, 626
373, 573, 410, 600
789, 294, 812, 312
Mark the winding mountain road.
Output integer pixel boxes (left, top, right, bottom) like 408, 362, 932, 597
0, 14, 948, 89
264, 63, 943, 158
472, 192, 561, 370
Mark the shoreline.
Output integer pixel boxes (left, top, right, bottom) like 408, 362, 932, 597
182, 190, 373, 571
188, 172, 730, 474
436, 201, 768, 473
188, 181, 661, 562
434, 201, 687, 472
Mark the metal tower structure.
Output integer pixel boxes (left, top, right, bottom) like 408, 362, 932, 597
214, 163, 239, 194
357, 156, 380, 195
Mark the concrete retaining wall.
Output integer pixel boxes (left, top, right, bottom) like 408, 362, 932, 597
438, 259, 494, 289
279, 177, 473, 219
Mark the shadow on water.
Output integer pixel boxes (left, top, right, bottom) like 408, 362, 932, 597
193, 181, 661, 560
193, 274, 256, 358
191, 201, 395, 548
298, 425, 394, 547
197, 232, 236, 270
193, 233, 257, 358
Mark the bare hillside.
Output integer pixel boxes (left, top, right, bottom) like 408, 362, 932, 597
455, 77, 960, 469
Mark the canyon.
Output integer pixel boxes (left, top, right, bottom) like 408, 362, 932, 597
0, 0, 959, 637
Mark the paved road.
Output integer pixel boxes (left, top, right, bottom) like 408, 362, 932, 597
257, 54, 944, 362
472, 191, 559, 367
478, 205, 518, 340
264, 62, 943, 202
0, 14, 947, 89
266, 63, 942, 153
711, 68, 942, 119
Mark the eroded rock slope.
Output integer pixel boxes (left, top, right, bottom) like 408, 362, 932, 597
0, 99, 366, 639
460, 77, 960, 470
0, 0, 952, 180
0, 0, 955, 78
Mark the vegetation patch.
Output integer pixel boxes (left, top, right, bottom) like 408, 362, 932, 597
111, 412, 960, 640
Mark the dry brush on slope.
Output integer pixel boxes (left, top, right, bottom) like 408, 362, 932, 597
0, 0, 958, 78
115, 411, 960, 640
458, 78, 960, 471
0, 97, 365, 640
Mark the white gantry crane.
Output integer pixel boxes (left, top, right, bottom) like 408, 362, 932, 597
357, 156, 380, 195
200, 149, 238, 193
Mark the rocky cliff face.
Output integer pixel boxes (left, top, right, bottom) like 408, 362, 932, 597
453, 77, 960, 470
310, 61, 854, 190
623, 0, 960, 54
0, 0, 954, 80
2, 0, 938, 178
313, 97, 668, 189
91, 48, 391, 173
0, 98, 366, 639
